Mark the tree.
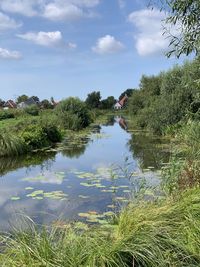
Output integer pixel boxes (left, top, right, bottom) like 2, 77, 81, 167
100, 96, 116, 109
162, 0, 200, 57
85, 91, 101, 108
56, 97, 92, 130
31, 96, 40, 103
0, 99, 5, 108
40, 99, 53, 109
16, 94, 28, 104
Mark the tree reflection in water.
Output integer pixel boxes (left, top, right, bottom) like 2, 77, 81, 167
0, 152, 56, 177
128, 133, 171, 170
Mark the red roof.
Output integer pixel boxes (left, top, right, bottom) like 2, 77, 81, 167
119, 95, 128, 107
4, 100, 17, 108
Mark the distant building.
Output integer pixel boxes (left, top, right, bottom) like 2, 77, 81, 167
4, 100, 17, 109
18, 97, 40, 108
114, 94, 128, 109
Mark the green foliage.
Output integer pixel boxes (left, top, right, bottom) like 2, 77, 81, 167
24, 105, 39, 116
20, 123, 62, 150
1, 188, 200, 266
56, 97, 92, 130
100, 96, 116, 109
0, 132, 27, 157
85, 91, 101, 108
20, 125, 50, 150
128, 57, 200, 134
163, 0, 200, 57
119, 89, 135, 101
40, 99, 53, 109
16, 94, 28, 104
162, 121, 200, 194
0, 110, 15, 121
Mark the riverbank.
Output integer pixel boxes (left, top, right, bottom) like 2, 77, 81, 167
0, 102, 113, 157
0, 187, 200, 266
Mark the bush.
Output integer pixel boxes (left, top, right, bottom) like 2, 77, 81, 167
0, 110, 15, 120
20, 125, 49, 150
20, 123, 62, 150
56, 97, 92, 130
42, 124, 62, 143
24, 105, 39, 116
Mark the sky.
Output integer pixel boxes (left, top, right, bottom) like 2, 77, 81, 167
0, 0, 187, 101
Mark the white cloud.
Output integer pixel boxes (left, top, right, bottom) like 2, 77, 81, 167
68, 42, 77, 49
17, 31, 63, 47
17, 31, 77, 50
0, 11, 21, 31
128, 8, 168, 56
43, 3, 83, 21
0, 0, 100, 21
92, 35, 124, 54
0, 47, 22, 59
0, 0, 40, 17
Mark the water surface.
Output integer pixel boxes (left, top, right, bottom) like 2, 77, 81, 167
0, 117, 170, 230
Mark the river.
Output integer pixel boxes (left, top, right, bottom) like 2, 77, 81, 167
0, 116, 170, 230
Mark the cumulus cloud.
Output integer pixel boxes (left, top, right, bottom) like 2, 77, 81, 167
17, 31, 77, 50
128, 8, 169, 56
0, 47, 22, 59
0, 11, 21, 31
92, 35, 124, 54
43, 3, 83, 21
0, 0, 40, 17
0, 0, 100, 21
17, 31, 63, 47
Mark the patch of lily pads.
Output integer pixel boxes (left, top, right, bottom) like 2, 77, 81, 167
78, 210, 115, 224
26, 190, 68, 200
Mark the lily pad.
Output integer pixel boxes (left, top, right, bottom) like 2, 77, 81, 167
78, 195, 90, 199
11, 196, 20, 201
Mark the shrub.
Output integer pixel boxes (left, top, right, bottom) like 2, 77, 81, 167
20, 125, 50, 150
0, 110, 15, 120
42, 124, 62, 143
24, 105, 39, 116
56, 97, 92, 130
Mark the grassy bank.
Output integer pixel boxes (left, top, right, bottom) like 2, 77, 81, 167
0, 99, 110, 157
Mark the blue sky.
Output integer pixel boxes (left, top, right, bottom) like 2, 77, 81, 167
0, 0, 186, 101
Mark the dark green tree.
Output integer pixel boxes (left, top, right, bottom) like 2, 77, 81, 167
85, 91, 101, 108
0, 99, 5, 107
56, 97, 92, 130
40, 99, 53, 109
100, 96, 116, 109
16, 94, 28, 104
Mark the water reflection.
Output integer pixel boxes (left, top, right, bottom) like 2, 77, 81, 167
128, 133, 170, 170
0, 116, 171, 231
0, 152, 56, 177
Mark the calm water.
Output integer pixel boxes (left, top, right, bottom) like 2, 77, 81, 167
0, 117, 170, 230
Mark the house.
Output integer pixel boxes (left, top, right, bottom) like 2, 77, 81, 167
114, 94, 128, 109
4, 100, 17, 109
18, 97, 40, 108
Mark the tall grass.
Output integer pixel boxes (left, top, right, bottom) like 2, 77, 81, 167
0, 188, 200, 266
0, 132, 27, 157
162, 121, 200, 193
